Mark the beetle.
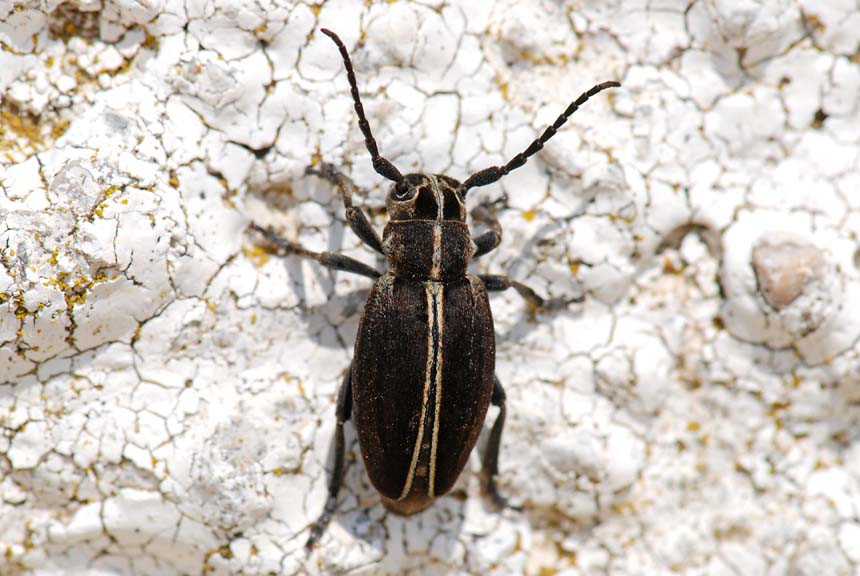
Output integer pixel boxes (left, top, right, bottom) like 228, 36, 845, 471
253, 28, 619, 548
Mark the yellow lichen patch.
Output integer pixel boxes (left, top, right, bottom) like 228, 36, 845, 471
43, 268, 116, 310
93, 185, 121, 218
48, 4, 101, 42
0, 105, 41, 148
14, 303, 28, 320
802, 13, 826, 35
609, 210, 634, 225
243, 244, 271, 267
714, 523, 752, 540
790, 373, 803, 388
0, 101, 73, 162
767, 400, 790, 418
50, 118, 70, 140
0, 39, 28, 56
518, 49, 571, 67
498, 78, 509, 101
662, 255, 684, 275
141, 31, 159, 50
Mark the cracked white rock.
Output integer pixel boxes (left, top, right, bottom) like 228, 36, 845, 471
721, 211, 860, 363
3, 0, 860, 575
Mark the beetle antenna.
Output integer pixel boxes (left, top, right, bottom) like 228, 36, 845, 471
321, 28, 404, 184
458, 80, 620, 196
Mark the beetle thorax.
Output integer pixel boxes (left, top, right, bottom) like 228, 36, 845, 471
382, 174, 474, 281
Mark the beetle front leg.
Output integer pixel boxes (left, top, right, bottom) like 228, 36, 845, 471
482, 376, 518, 510
306, 365, 353, 550
306, 162, 384, 254
471, 203, 503, 259
479, 274, 583, 310
251, 224, 381, 279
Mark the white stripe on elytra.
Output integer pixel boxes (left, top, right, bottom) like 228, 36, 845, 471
428, 175, 443, 279
428, 283, 444, 497
398, 282, 437, 500
397, 282, 443, 500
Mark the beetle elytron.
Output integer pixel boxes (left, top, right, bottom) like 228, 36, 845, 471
254, 28, 618, 548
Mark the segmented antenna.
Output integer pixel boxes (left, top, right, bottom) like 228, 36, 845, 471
459, 80, 620, 195
321, 29, 404, 184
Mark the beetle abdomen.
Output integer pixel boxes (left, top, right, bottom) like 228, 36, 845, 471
352, 273, 495, 513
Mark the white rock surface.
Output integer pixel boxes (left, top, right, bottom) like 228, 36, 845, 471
2, 0, 859, 574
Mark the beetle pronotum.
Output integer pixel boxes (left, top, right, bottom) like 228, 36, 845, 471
254, 28, 618, 549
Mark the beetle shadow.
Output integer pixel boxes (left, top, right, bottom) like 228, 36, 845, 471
248, 172, 387, 351
481, 216, 589, 342
259, 223, 384, 353
314, 419, 471, 557
278, 256, 378, 351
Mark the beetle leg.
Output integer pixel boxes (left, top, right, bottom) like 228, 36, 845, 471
306, 365, 353, 550
306, 162, 384, 254
479, 274, 583, 310
251, 224, 381, 279
482, 376, 518, 510
471, 203, 503, 259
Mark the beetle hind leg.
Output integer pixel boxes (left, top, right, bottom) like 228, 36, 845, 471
306, 365, 353, 550
482, 376, 520, 511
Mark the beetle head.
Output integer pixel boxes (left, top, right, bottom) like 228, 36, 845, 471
387, 174, 466, 222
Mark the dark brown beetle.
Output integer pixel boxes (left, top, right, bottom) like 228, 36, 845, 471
254, 28, 618, 548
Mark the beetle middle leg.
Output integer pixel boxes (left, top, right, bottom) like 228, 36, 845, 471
306, 364, 353, 550
251, 224, 381, 280
306, 162, 384, 254
479, 274, 583, 310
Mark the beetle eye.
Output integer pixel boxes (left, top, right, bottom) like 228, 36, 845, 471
393, 183, 415, 201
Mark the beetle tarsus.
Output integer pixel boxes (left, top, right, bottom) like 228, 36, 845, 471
543, 293, 586, 310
